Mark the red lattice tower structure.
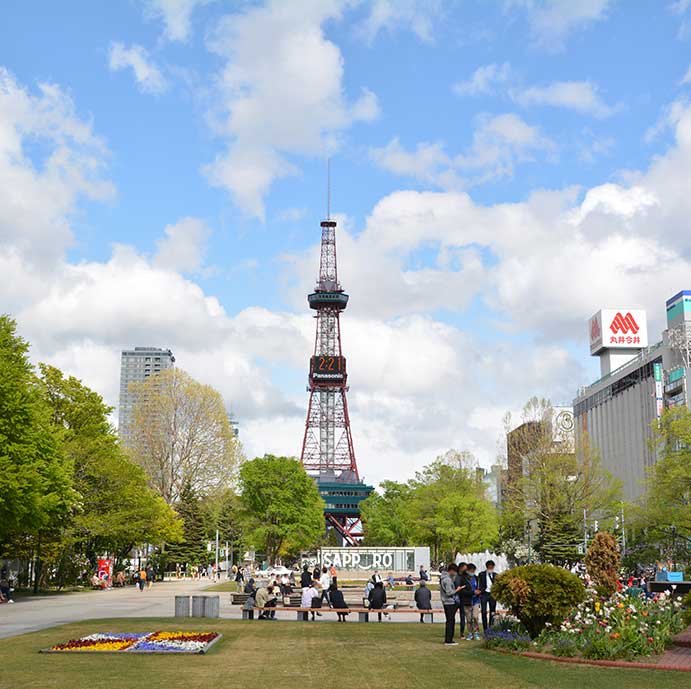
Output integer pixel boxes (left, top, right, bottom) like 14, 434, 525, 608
300, 219, 371, 545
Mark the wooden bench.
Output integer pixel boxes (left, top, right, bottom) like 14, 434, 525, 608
243, 606, 444, 622
232, 592, 301, 607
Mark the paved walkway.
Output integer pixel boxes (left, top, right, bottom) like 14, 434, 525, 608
0, 579, 214, 639
0, 580, 442, 638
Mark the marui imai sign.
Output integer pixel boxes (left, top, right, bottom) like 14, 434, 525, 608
589, 309, 648, 355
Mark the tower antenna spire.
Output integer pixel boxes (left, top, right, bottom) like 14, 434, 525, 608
327, 157, 331, 220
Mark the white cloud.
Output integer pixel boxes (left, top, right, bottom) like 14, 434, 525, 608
453, 62, 512, 97
0, 67, 113, 269
142, 0, 211, 42
357, 0, 444, 42
370, 114, 555, 189
510, 0, 612, 50
108, 42, 168, 95
154, 217, 211, 273
512, 80, 616, 117
11, 65, 691, 483
202, 0, 379, 219
369, 138, 456, 188
681, 65, 691, 85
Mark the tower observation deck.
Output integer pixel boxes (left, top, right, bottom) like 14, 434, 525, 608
300, 219, 372, 545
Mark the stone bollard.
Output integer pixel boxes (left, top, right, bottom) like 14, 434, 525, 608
204, 595, 220, 618
191, 595, 206, 617
175, 595, 191, 618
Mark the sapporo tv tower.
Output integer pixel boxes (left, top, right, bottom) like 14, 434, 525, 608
300, 186, 372, 546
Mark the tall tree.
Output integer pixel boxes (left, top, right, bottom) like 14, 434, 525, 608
166, 482, 210, 567
37, 364, 182, 576
127, 368, 242, 504
360, 481, 413, 546
637, 407, 691, 559
500, 399, 621, 564
0, 316, 75, 550
238, 455, 324, 563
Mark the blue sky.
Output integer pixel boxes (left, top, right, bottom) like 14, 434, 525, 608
3, 0, 691, 484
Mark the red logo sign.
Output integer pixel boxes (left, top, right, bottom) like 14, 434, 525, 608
609, 312, 639, 335
590, 316, 601, 342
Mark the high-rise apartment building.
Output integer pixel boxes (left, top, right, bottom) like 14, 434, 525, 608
118, 346, 175, 443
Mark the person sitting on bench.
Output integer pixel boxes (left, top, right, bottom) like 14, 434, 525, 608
256, 584, 277, 619
368, 580, 388, 621
415, 579, 432, 622
301, 582, 320, 620
329, 582, 349, 622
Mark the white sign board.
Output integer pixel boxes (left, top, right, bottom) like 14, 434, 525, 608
589, 309, 648, 355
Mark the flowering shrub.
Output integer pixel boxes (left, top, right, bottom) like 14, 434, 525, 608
45, 631, 220, 654
537, 590, 685, 660
492, 564, 586, 638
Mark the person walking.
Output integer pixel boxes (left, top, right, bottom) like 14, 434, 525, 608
234, 564, 244, 592
479, 560, 497, 632
368, 580, 387, 622
0, 570, 14, 603
440, 563, 462, 645
138, 567, 147, 592
319, 566, 331, 607
146, 564, 154, 590
329, 582, 349, 622
414, 579, 432, 622
461, 563, 482, 640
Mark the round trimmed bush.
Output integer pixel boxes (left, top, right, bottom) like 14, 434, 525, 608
492, 564, 586, 638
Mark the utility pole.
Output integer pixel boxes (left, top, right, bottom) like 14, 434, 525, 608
621, 504, 626, 558
215, 529, 219, 581
583, 508, 588, 555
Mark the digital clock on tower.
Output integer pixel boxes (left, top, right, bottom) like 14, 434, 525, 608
310, 355, 347, 385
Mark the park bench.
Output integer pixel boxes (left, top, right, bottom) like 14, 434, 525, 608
243, 606, 444, 623
231, 592, 302, 607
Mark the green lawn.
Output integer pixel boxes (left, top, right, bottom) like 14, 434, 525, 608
2, 619, 689, 689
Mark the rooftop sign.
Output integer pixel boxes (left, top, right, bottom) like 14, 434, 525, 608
589, 309, 648, 355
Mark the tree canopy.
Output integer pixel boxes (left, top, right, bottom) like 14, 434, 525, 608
0, 316, 75, 549
127, 367, 242, 504
238, 455, 324, 563
361, 450, 498, 561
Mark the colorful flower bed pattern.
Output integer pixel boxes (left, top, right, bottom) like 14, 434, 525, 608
536, 590, 685, 660
42, 631, 221, 654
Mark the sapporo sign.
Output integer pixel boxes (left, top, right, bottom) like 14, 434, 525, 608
589, 309, 648, 355
320, 549, 407, 571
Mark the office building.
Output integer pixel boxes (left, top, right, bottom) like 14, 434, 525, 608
574, 291, 691, 500
118, 346, 175, 443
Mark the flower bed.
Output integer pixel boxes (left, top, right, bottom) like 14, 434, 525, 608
41, 631, 221, 654
537, 590, 685, 661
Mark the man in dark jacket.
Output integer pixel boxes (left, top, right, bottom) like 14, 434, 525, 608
329, 582, 349, 622
454, 562, 468, 637
368, 581, 387, 622
300, 563, 313, 589
414, 579, 432, 622
479, 560, 498, 631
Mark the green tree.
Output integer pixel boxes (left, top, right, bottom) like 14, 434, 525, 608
501, 399, 621, 564
360, 481, 413, 546
127, 368, 242, 504
37, 364, 182, 580
0, 316, 75, 551
408, 450, 497, 562
238, 455, 324, 563
644, 407, 691, 538
167, 482, 210, 567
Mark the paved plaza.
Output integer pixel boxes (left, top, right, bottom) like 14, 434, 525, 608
0, 580, 438, 639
